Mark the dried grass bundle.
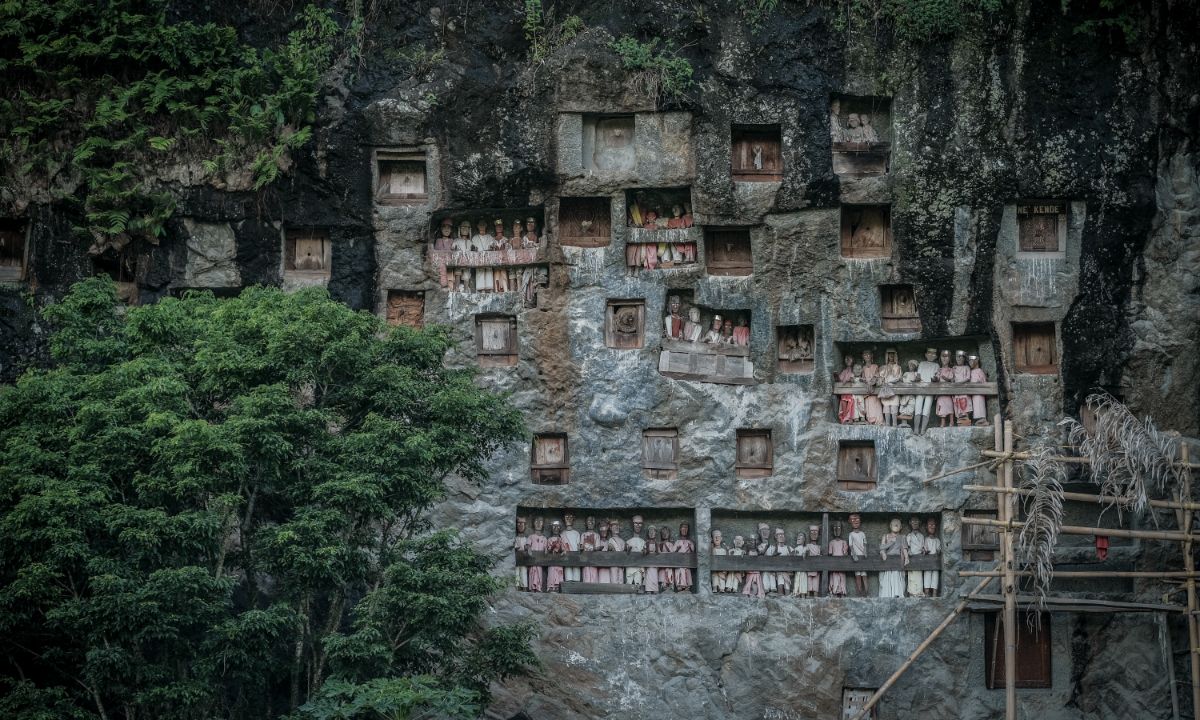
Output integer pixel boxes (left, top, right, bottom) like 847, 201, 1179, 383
1016, 443, 1067, 609
1061, 392, 1184, 519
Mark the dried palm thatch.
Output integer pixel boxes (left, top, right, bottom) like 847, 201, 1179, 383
1016, 443, 1066, 609
1061, 392, 1185, 520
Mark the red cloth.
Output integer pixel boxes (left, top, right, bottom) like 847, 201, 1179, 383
1095, 535, 1109, 561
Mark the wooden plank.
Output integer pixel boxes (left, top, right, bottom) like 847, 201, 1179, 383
969, 594, 1184, 614
662, 338, 750, 357
710, 554, 940, 572
516, 551, 697, 568
660, 370, 758, 386
832, 382, 998, 396
560, 581, 640, 595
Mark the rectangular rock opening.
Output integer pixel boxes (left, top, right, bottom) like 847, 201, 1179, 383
475, 314, 518, 367
91, 242, 138, 303
429, 210, 547, 301
530, 433, 569, 485
840, 204, 891, 259
879, 284, 920, 333
731, 124, 782, 182
1017, 201, 1067, 256
0, 220, 27, 282
374, 150, 427, 203
1012, 322, 1058, 374
605, 299, 645, 349
582, 114, 635, 173
705, 228, 753, 276
642, 428, 678, 480
735, 428, 772, 478
659, 291, 754, 385
836, 440, 876, 491
776, 324, 815, 373
385, 290, 424, 328
842, 688, 878, 719
284, 228, 331, 279
830, 95, 891, 176
558, 197, 611, 247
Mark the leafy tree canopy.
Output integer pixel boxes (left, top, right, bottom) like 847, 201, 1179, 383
0, 279, 535, 720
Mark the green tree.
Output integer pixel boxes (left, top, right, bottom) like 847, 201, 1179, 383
0, 279, 535, 720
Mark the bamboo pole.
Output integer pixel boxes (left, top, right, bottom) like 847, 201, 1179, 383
1178, 443, 1199, 720
1002, 421, 1017, 720
923, 458, 1000, 484
963, 484, 1200, 512
960, 570, 1200, 579
1160, 611, 1182, 720
961, 517, 1197, 543
849, 575, 996, 720
980, 449, 1200, 469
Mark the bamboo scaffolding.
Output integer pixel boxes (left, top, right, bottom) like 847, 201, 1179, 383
1178, 443, 1199, 720
1002, 422, 1017, 720
960, 570, 1200, 579
979, 449, 1200, 469
848, 574, 996, 720
963, 484, 1200, 512
923, 459, 1001, 484
961, 517, 1196, 543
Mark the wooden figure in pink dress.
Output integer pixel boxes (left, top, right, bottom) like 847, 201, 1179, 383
674, 522, 695, 592
527, 516, 547, 592
837, 354, 858, 424
546, 521, 566, 592
827, 521, 849, 597
969, 355, 989, 425
658, 526, 675, 592
935, 349, 955, 427
952, 350, 972, 426
606, 520, 626, 584
728, 535, 746, 593
861, 350, 884, 426
740, 534, 764, 598
514, 517, 530, 590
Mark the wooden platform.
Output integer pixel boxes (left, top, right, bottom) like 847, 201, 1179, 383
515, 551, 697, 569
832, 382, 998, 396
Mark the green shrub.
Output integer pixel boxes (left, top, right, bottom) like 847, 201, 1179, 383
609, 35, 695, 104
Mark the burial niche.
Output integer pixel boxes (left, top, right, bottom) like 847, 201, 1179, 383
836, 441, 876, 491
735, 429, 773, 478
625, 188, 697, 270
777, 325, 815, 373
514, 506, 698, 594
731, 124, 782, 182
0, 220, 26, 282
530, 434, 569, 485
963, 510, 999, 561
558, 197, 611, 247
1017, 202, 1067, 255
843, 688, 878, 720
830, 95, 891, 177
658, 292, 754, 385
879, 284, 920, 333
284, 228, 331, 280
984, 612, 1052, 688
475, 314, 518, 367
428, 210, 548, 305
1012, 322, 1057, 374
385, 290, 424, 328
840, 205, 891, 259
374, 150, 428, 203
91, 241, 138, 303
582, 114, 635, 174
605, 299, 645, 349
642, 428, 679, 480
705, 228, 753, 276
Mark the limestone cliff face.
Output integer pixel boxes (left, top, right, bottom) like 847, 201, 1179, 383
2, 1, 1199, 718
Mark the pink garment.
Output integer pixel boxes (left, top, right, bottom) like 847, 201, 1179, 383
837, 367, 858, 424
644, 243, 658, 270
742, 569, 764, 598
526, 533, 547, 592
732, 326, 750, 347
828, 538, 848, 595
546, 536, 565, 591
861, 364, 884, 425
970, 367, 988, 418
626, 244, 639, 268
935, 366, 955, 417
952, 364, 971, 420
606, 535, 625, 584
673, 538, 695, 590
580, 531, 600, 583
806, 543, 821, 589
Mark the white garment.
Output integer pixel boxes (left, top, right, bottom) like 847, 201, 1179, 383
923, 536, 942, 591
849, 530, 867, 577
562, 529, 581, 582
906, 531, 925, 596
625, 535, 646, 586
